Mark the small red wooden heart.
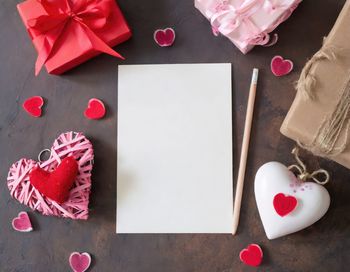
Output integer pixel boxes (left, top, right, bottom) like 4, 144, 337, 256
271, 55, 293, 76
23, 96, 44, 117
273, 193, 298, 217
29, 156, 78, 204
239, 244, 263, 267
154, 28, 176, 47
69, 252, 91, 272
84, 98, 106, 120
12, 211, 33, 232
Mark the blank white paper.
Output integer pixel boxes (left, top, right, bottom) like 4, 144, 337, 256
117, 63, 233, 233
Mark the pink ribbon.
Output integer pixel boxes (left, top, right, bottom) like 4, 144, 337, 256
209, 0, 262, 36
206, 0, 299, 46
264, 0, 290, 12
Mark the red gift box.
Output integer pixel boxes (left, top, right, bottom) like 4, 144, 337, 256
17, 0, 132, 75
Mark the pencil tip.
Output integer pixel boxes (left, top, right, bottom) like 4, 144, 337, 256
232, 226, 238, 236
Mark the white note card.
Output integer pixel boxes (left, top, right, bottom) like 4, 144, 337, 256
117, 64, 233, 233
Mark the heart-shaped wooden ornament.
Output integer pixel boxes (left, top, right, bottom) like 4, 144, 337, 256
7, 132, 94, 220
84, 98, 106, 120
23, 96, 44, 117
69, 252, 92, 272
12, 211, 33, 232
255, 162, 330, 239
270, 55, 293, 76
153, 28, 176, 47
239, 244, 263, 267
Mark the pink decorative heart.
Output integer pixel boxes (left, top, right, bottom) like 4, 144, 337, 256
7, 132, 94, 220
153, 28, 176, 47
270, 55, 294, 76
12, 211, 33, 232
69, 252, 91, 272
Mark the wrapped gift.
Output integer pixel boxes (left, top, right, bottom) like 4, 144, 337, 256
17, 0, 132, 75
195, 0, 301, 54
281, 0, 350, 169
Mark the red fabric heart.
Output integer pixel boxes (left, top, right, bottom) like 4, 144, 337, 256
239, 244, 263, 267
271, 55, 293, 76
69, 252, 91, 272
84, 98, 106, 120
154, 28, 175, 47
23, 96, 44, 117
273, 193, 298, 217
29, 156, 78, 204
11, 211, 33, 232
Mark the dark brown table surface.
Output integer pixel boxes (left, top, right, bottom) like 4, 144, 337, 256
1, 0, 349, 271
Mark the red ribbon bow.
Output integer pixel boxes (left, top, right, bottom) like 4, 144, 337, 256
28, 0, 124, 75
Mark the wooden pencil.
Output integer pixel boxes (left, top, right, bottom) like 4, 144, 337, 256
232, 68, 259, 235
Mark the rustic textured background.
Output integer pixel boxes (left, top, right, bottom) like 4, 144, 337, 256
0, 0, 349, 271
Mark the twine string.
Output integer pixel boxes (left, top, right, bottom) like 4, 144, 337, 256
297, 71, 350, 157
295, 39, 350, 157
296, 39, 339, 100
288, 147, 330, 185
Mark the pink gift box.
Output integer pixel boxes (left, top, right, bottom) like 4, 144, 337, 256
195, 0, 301, 54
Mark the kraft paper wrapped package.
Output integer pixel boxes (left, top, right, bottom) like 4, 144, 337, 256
194, 0, 302, 54
281, 0, 350, 169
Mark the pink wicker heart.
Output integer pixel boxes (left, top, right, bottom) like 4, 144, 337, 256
7, 132, 94, 220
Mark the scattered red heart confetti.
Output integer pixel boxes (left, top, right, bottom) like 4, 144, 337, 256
69, 252, 91, 272
84, 98, 106, 120
270, 55, 294, 76
23, 96, 44, 117
154, 28, 176, 47
11, 211, 33, 232
239, 244, 263, 267
273, 193, 298, 217
29, 156, 78, 204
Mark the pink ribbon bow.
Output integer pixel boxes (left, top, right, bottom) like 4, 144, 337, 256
27, 0, 124, 75
207, 0, 295, 46
209, 0, 262, 36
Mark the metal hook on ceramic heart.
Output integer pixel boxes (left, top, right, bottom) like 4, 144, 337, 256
288, 147, 330, 185
38, 149, 51, 163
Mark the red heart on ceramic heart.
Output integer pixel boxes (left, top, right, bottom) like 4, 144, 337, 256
7, 132, 94, 220
273, 193, 298, 217
154, 28, 176, 47
239, 244, 263, 267
12, 211, 33, 232
69, 252, 91, 272
84, 98, 106, 120
271, 55, 293, 76
29, 156, 78, 204
23, 96, 44, 117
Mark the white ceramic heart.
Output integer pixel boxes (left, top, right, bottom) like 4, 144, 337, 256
255, 162, 330, 240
